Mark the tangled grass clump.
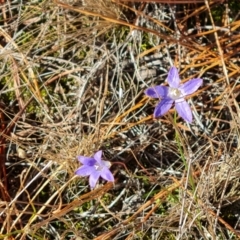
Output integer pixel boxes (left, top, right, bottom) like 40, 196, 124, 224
0, 0, 240, 239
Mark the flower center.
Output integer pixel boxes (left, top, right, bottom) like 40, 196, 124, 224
168, 87, 182, 100
94, 163, 103, 171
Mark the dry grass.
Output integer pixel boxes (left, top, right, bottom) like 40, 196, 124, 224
0, 0, 240, 239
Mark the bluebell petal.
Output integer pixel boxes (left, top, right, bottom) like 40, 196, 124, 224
89, 171, 101, 189
94, 150, 102, 164
180, 78, 203, 96
100, 167, 114, 182
101, 160, 111, 168
75, 165, 95, 176
175, 99, 192, 123
145, 86, 169, 98
167, 67, 180, 88
154, 98, 173, 118
77, 156, 96, 166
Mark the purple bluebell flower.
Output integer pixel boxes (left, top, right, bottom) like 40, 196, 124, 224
75, 150, 114, 189
145, 66, 203, 123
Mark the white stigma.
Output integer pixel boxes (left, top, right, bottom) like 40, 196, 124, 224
168, 87, 182, 100
94, 163, 103, 171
